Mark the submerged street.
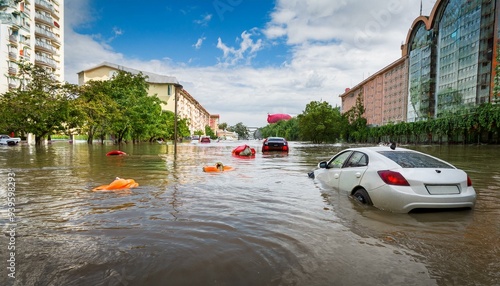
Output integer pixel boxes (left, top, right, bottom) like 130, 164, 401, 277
0, 141, 498, 285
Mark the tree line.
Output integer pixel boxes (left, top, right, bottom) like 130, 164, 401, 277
0, 63, 193, 145
259, 93, 500, 145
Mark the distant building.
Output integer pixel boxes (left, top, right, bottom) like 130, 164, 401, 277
0, 0, 65, 93
209, 114, 220, 132
341, 0, 498, 125
77, 62, 210, 135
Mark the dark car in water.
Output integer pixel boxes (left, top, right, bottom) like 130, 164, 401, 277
199, 136, 211, 143
262, 137, 289, 152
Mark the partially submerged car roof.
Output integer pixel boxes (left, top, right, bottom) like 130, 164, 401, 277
345, 146, 455, 169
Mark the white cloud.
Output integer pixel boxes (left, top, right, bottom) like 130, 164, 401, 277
216, 29, 263, 67
193, 37, 206, 49
64, 0, 435, 127
64, 0, 94, 29
194, 13, 212, 26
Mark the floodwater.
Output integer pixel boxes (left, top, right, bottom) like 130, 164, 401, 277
0, 141, 498, 286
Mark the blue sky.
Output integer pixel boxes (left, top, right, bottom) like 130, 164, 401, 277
65, 0, 436, 127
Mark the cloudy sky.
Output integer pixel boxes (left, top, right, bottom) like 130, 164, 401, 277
65, 0, 436, 127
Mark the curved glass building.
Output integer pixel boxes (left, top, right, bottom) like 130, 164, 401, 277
341, 0, 498, 125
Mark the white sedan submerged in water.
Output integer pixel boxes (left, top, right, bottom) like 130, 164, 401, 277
310, 145, 476, 213
0, 135, 21, 145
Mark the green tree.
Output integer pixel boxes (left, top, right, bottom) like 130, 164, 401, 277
158, 111, 190, 141
343, 93, 367, 142
193, 130, 204, 136
230, 122, 249, 139
259, 118, 299, 140
76, 80, 119, 144
0, 63, 77, 145
205, 125, 216, 139
297, 101, 343, 143
105, 71, 157, 144
128, 92, 164, 143
218, 122, 228, 131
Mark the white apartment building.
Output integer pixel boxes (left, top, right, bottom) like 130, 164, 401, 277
0, 0, 64, 93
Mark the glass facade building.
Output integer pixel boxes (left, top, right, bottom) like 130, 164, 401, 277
408, 22, 434, 122
407, 0, 496, 121
341, 0, 499, 126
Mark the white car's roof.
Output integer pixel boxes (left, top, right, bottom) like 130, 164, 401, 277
342, 146, 456, 169
344, 146, 411, 152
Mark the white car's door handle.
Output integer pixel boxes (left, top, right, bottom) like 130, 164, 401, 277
355, 172, 361, 178
334, 173, 340, 179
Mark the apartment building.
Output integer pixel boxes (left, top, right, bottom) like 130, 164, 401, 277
0, 0, 64, 93
77, 62, 211, 135
341, 0, 498, 125
178, 88, 211, 134
341, 58, 408, 126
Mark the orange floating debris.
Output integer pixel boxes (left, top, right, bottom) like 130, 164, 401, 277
92, 177, 139, 191
203, 162, 233, 172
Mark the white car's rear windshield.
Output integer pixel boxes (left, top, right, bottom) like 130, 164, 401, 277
378, 151, 454, 168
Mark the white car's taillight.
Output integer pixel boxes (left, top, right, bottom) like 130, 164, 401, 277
377, 170, 410, 186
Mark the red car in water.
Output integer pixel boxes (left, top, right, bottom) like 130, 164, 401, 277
262, 137, 289, 152
199, 136, 211, 143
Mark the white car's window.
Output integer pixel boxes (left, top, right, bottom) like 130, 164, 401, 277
345, 152, 368, 168
328, 151, 352, 168
378, 151, 454, 168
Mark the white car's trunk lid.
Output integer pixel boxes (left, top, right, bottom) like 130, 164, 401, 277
400, 168, 467, 195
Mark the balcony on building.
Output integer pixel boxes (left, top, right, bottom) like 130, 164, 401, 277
8, 51, 17, 61
8, 34, 18, 44
35, 27, 57, 41
35, 40, 56, 54
19, 50, 31, 62
8, 66, 17, 75
50, 33, 61, 46
35, 0, 54, 14
0, 0, 16, 8
35, 12, 54, 26
22, 4, 31, 15
35, 54, 56, 68
2, 13, 22, 29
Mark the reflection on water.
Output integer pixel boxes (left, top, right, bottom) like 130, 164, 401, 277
0, 141, 498, 285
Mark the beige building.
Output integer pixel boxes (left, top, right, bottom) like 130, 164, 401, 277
77, 62, 210, 135
178, 88, 210, 134
340, 58, 408, 126
0, 0, 64, 93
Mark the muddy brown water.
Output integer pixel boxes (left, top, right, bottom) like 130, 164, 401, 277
0, 141, 498, 286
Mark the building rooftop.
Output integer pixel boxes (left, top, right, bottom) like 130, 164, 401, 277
78, 62, 180, 84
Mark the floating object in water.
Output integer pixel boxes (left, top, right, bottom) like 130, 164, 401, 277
203, 162, 233, 172
267, 113, 292, 124
232, 145, 256, 157
92, 177, 139, 191
106, 150, 127, 156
